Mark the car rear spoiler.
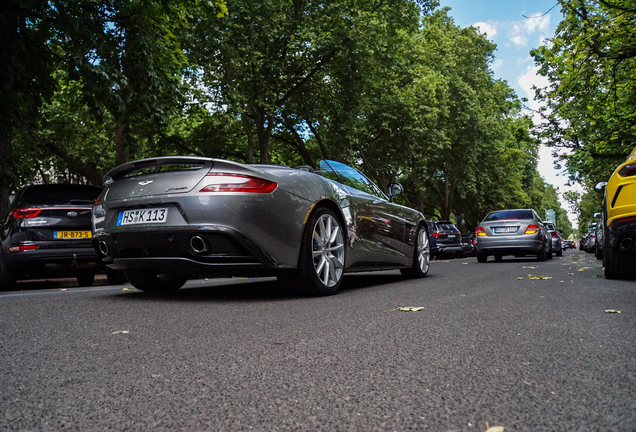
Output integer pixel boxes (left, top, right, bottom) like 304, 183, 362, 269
102, 157, 214, 185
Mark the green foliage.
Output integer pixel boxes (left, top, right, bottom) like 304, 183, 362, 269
532, 0, 636, 184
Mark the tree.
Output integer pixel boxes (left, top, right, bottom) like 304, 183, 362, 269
532, 0, 636, 184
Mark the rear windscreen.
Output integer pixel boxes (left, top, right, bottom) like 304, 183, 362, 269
484, 210, 534, 221
436, 223, 458, 231
19, 185, 103, 206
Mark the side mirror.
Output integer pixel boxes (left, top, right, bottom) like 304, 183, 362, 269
387, 183, 404, 199
594, 181, 607, 193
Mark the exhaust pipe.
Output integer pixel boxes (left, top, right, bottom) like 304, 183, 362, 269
190, 236, 209, 253
99, 240, 110, 257
620, 238, 633, 251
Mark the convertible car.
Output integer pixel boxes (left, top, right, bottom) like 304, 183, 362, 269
92, 157, 431, 295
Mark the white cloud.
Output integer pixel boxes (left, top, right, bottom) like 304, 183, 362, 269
472, 21, 498, 39
508, 15, 551, 47
491, 59, 504, 73
518, 64, 549, 111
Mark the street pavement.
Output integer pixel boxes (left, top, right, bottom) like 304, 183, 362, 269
1, 249, 635, 431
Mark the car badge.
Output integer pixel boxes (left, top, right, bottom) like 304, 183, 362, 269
67, 211, 79, 218
139, 180, 153, 186
166, 186, 188, 192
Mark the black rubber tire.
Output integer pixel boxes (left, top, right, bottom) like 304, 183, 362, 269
477, 252, 488, 263
106, 269, 127, 285
279, 207, 345, 296
76, 273, 95, 287
537, 247, 547, 262
494, 254, 502, 262
556, 249, 563, 257
547, 247, 553, 259
123, 269, 187, 293
401, 225, 430, 278
0, 255, 16, 291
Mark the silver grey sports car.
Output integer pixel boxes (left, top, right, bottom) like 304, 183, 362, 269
474, 209, 551, 262
92, 157, 431, 295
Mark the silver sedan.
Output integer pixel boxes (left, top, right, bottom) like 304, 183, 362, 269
92, 157, 431, 295
474, 209, 551, 262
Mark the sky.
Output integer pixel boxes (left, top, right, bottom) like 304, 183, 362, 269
435, 0, 579, 226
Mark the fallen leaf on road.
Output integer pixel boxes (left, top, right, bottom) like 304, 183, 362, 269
522, 266, 536, 269
122, 288, 135, 292
567, 273, 575, 275
486, 423, 504, 432
528, 274, 552, 280
590, 274, 603, 277
462, 262, 468, 265
60, 289, 67, 291
604, 310, 622, 314
392, 307, 424, 312
111, 330, 130, 335
577, 267, 592, 272
516, 277, 524, 280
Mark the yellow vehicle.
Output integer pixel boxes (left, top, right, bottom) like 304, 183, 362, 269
595, 146, 636, 279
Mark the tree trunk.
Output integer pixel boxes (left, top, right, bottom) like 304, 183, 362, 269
241, 112, 255, 164
114, 117, 131, 166
257, 113, 273, 164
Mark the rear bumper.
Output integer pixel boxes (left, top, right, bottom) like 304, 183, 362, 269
3, 246, 100, 277
606, 217, 636, 252
476, 236, 544, 256
431, 244, 463, 256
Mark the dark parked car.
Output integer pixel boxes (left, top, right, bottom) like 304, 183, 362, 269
475, 209, 551, 262
92, 157, 431, 295
0, 184, 105, 290
544, 222, 563, 257
427, 221, 463, 259
457, 233, 476, 258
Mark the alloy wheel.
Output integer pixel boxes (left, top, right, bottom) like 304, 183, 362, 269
311, 214, 345, 287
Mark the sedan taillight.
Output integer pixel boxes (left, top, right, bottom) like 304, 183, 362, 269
524, 225, 539, 234
12, 208, 42, 219
199, 174, 277, 193
9, 245, 40, 253
475, 227, 486, 236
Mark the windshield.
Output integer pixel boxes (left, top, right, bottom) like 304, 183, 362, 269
19, 185, 103, 206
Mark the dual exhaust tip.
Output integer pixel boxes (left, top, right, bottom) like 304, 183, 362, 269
99, 235, 210, 256
620, 237, 633, 251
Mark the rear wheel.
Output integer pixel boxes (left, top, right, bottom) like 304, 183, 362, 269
537, 246, 547, 261
477, 252, 488, 263
124, 269, 187, 293
556, 249, 563, 257
494, 254, 502, 262
106, 268, 127, 285
279, 207, 345, 296
76, 273, 95, 287
401, 225, 430, 278
0, 255, 16, 291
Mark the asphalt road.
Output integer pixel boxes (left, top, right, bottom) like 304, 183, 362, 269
1, 249, 635, 431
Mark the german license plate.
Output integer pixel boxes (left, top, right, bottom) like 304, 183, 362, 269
54, 231, 92, 239
117, 208, 168, 226
494, 227, 516, 233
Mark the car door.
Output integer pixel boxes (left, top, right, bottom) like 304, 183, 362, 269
320, 161, 410, 262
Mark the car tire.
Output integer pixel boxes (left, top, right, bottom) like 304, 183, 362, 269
494, 254, 502, 262
76, 273, 95, 287
401, 225, 430, 278
547, 247, 553, 259
106, 268, 127, 285
477, 252, 488, 263
0, 255, 16, 291
537, 247, 547, 261
556, 249, 563, 257
283, 207, 345, 296
123, 269, 187, 293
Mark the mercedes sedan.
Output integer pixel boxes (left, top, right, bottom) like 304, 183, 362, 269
474, 209, 551, 262
92, 157, 431, 295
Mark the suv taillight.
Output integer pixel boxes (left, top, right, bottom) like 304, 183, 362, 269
431, 233, 447, 238
12, 208, 42, 219
551, 231, 559, 238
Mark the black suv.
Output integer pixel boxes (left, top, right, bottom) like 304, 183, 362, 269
427, 220, 463, 259
1, 184, 104, 290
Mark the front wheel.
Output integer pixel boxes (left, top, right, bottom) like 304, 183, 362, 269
123, 269, 187, 293
401, 225, 430, 278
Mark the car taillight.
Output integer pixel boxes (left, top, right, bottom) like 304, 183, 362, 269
524, 225, 539, 234
551, 231, 559, 238
12, 208, 42, 219
618, 163, 636, 177
199, 174, 277, 193
475, 227, 486, 236
431, 233, 447, 238
9, 245, 40, 253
